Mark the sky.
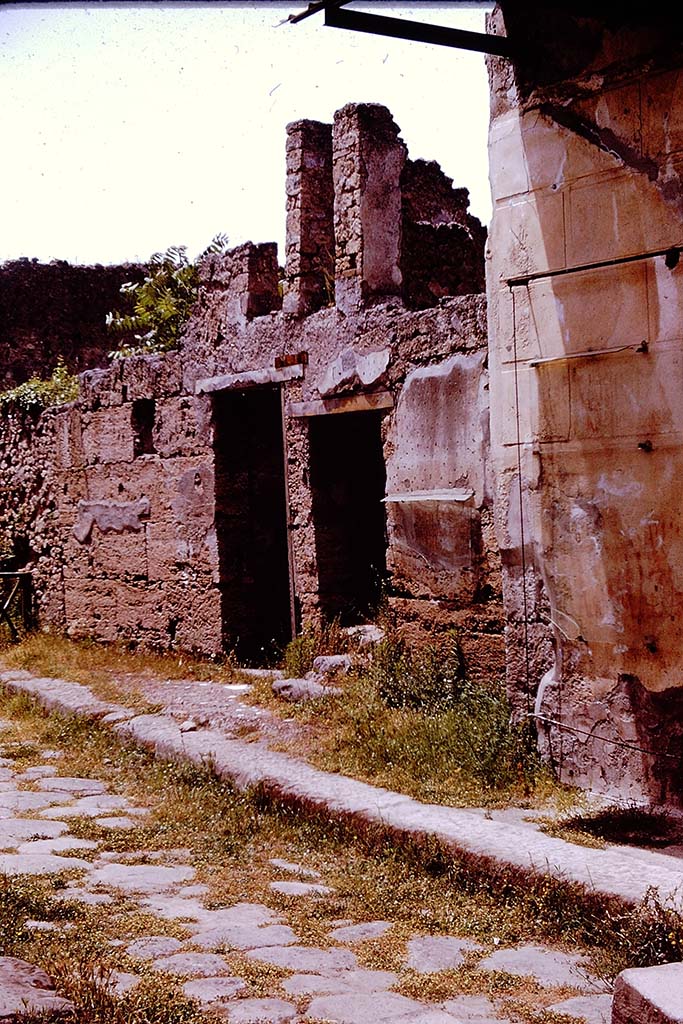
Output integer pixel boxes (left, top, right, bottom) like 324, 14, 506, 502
0, 1, 493, 266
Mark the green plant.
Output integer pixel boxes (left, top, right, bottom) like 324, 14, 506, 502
370, 630, 466, 712
0, 358, 79, 411
283, 619, 348, 677
107, 234, 230, 360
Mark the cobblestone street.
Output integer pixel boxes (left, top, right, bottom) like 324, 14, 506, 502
0, 691, 614, 1024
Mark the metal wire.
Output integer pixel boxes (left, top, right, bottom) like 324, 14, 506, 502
529, 712, 680, 760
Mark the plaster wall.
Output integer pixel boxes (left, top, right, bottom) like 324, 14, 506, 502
487, 7, 683, 803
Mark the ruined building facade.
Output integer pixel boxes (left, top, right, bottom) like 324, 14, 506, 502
0, 103, 500, 678
486, 5, 683, 805
7, 5, 683, 812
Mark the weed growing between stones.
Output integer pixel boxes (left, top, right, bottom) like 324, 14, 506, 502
2, 685, 683, 1008
0, 875, 82, 957
368, 630, 467, 712
1, 634, 242, 692
275, 628, 551, 807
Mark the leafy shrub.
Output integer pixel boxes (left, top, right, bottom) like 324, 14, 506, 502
370, 630, 466, 713
0, 358, 79, 411
107, 234, 230, 360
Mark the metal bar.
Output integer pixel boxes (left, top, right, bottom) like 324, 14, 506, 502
288, 0, 350, 25
507, 244, 683, 289
324, 6, 515, 57
529, 341, 647, 368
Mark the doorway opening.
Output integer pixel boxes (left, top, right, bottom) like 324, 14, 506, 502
212, 386, 292, 663
308, 409, 387, 624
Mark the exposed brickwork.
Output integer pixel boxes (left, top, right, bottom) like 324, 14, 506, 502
283, 120, 334, 316
333, 103, 407, 313
400, 159, 486, 309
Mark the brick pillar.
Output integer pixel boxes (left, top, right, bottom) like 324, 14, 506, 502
199, 242, 281, 326
333, 103, 407, 313
283, 120, 334, 317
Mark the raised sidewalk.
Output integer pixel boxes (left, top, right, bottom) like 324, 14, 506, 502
3, 665, 683, 916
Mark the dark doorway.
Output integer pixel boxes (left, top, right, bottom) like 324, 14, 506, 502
308, 410, 387, 624
212, 386, 292, 663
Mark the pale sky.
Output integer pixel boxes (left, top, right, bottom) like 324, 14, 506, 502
0, 2, 493, 266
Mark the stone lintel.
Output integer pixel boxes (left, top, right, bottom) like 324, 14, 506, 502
287, 390, 393, 418
195, 364, 304, 395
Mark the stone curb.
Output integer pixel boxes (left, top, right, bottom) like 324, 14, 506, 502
4, 668, 683, 914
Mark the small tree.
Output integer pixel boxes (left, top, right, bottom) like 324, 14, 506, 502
107, 234, 230, 359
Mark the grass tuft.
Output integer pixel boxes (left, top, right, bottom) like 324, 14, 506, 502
282, 620, 349, 678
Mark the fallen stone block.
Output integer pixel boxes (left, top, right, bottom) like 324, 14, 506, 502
271, 677, 335, 702
312, 654, 353, 676
612, 962, 683, 1024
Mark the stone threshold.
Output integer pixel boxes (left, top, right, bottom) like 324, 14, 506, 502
3, 667, 683, 914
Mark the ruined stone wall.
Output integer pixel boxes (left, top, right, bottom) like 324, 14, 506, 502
0, 260, 146, 386
0, 403, 64, 629
0, 101, 497, 673
400, 160, 487, 310
487, 5, 683, 804
2, 281, 495, 662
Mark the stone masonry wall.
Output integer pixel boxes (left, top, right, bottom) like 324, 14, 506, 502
400, 160, 487, 309
0, 259, 146, 386
487, 5, 683, 804
0, 101, 497, 674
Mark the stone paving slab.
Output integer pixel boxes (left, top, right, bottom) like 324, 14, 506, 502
16, 836, 98, 854
246, 944, 359, 974
270, 880, 334, 897
37, 775, 107, 795
152, 952, 232, 977
477, 944, 601, 991
0, 790, 68, 814
0, 817, 68, 845
304, 991, 430, 1022
192, 922, 299, 951
126, 936, 184, 960
407, 935, 483, 973
441, 994, 506, 1021
283, 970, 399, 997
269, 857, 321, 879
87, 861, 195, 892
329, 921, 392, 943
548, 993, 613, 1023
0, 851, 91, 875
225, 997, 298, 1023
0, 955, 74, 1019
182, 975, 247, 1005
